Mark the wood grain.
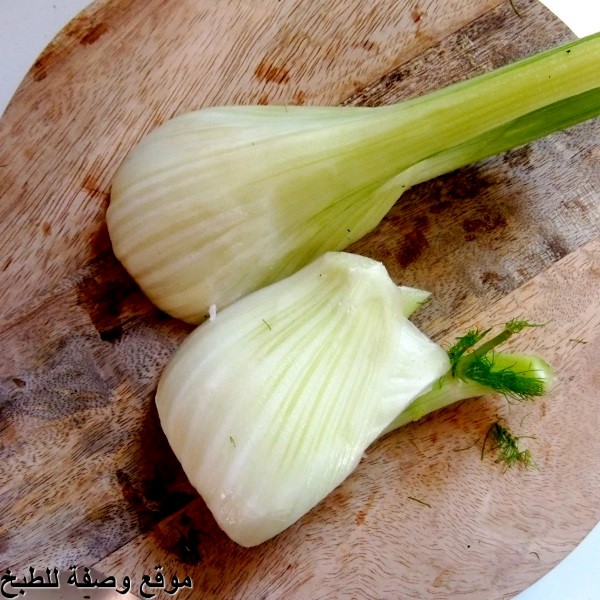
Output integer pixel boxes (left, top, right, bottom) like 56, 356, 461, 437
0, 0, 598, 598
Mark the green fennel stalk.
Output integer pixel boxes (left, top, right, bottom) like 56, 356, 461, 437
382, 321, 554, 434
354, 34, 600, 193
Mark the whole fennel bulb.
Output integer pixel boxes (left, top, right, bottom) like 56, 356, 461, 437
107, 34, 600, 323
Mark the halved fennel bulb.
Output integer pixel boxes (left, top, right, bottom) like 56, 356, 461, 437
156, 252, 449, 546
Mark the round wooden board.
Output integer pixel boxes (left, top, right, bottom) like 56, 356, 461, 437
0, 0, 599, 598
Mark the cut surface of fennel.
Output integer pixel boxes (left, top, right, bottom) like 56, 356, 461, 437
156, 252, 449, 547
107, 33, 600, 323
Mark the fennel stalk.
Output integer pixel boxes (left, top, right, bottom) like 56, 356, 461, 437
384, 321, 553, 433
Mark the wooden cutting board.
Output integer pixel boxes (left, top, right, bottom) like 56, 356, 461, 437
0, 0, 599, 598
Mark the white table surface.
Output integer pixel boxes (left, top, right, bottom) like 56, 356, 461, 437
1, 2, 599, 599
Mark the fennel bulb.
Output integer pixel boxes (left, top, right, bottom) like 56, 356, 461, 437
156, 252, 450, 546
156, 252, 553, 546
107, 34, 600, 323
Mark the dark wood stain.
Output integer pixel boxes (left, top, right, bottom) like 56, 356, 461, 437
414, 214, 430, 230
41, 222, 52, 236
99, 324, 123, 343
361, 39, 379, 52
481, 271, 507, 291
396, 228, 430, 268
150, 499, 239, 572
80, 22, 109, 46
82, 172, 110, 203
139, 408, 197, 517
446, 167, 495, 201
462, 212, 507, 241
411, 10, 424, 23
31, 47, 59, 83
293, 90, 306, 105
429, 199, 453, 214
113, 400, 196, 537
32, 55, 51, 82
116, 468, 155, 532
544, 235, 569, 262
505, 145, 534, 172
75, 253, 147, 343
169, 513, 209, 565
254, 60, 291, 85
33, 69, 47, 82
24, 4, 116, 86
89, 223, 113, 257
